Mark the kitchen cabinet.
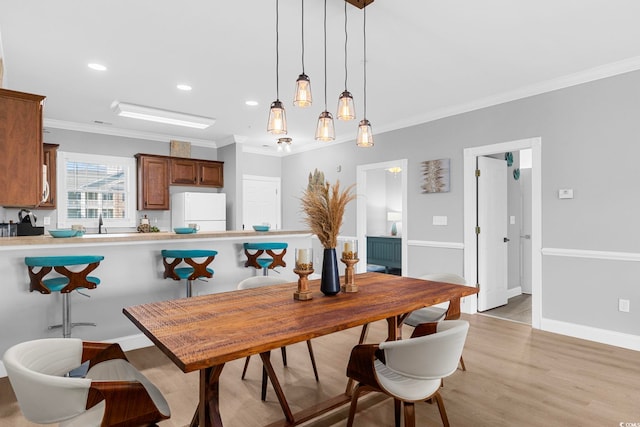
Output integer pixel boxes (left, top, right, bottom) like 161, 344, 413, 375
170, 157, 224, 187
367, 236, 402, 272
0, 88, 45, 207
136, 154, 170, 210
136, 154, 224, 210
39, 143, 59, 209
198, 161, 224, 187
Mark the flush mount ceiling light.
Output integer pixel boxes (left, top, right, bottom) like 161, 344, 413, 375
277, 137, 292, 152
176, 83, 192, 91
111, 101, 215, 129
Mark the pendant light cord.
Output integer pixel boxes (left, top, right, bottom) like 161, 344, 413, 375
344, 1, 348, 90
276, 0, 280, 100
323, 0, 328, 111
363, 4, 367, 118
301, 0, 305, 74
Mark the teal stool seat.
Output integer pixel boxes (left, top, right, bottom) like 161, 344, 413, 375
161, 249, 217, 297
243, 242, 288, 276
25, 255, 104, 338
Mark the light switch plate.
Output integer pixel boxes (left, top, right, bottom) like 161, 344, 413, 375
619, 299, 630, 313
558, 189, 574, 199
433, 216, 448, 226
510, 216, 516, 225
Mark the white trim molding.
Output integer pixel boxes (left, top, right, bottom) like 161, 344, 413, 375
542, 318, 640, 352
407, 240, 464, 250
542, 247, 640, 262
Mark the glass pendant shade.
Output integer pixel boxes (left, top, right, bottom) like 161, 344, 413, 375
267, 100, 287, 134
356, 119, 374, 147
336, 91, 355, 121
294, 74, 313, 108
315, 111, 335, 141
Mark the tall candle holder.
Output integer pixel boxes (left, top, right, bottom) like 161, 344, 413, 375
341, 239, 359, 293
294, 248, 314, 301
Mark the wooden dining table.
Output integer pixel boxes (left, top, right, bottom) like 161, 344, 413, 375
123, 272, 478, 427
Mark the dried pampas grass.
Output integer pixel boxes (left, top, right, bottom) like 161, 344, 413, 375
301, 171, 355, 249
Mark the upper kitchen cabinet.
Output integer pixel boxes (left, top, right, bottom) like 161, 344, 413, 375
170, 157, 224, 187
0, 88, 45, 207
39, 143, 59, 209
136, 154, 170, 210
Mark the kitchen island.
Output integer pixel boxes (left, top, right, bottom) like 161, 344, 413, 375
0, 230, 312, 376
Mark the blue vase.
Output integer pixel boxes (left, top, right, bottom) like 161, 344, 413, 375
320, 248, 341, 296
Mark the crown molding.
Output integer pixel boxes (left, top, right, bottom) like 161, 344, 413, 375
43, 119, 218, 148
373, 55, 640, 138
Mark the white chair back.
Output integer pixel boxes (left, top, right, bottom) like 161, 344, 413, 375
379, 320, 469, 380
3, 338, 92, 424
237, 275, 287, 290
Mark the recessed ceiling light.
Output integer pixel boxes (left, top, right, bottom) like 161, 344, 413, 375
177, 84, 192, 91
245, 100, 259, 106
88, 63, 107, 71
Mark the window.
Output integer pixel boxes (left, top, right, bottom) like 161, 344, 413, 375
57, 152, 136, 228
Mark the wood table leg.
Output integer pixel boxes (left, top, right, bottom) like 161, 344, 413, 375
191, 364, 225, 427
260, 351, 295, 423
386, 316, 401, 341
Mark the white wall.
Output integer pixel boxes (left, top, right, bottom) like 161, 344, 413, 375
280, 69, 640, 349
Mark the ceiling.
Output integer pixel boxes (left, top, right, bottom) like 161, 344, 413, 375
2, 1, 640, 154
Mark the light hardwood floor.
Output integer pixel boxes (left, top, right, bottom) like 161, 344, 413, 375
480, 294, 532, 324
1, 314, 639, 426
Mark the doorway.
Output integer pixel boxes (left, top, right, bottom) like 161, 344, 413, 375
463, 138, 542, 328
356, 159, 408, 275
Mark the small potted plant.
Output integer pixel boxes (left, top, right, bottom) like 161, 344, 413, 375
300, 169, 355, 295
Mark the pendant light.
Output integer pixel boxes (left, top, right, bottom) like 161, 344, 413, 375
315, 0, 335, 141
337, 1, 355, 121
356, 3, 374, 147
294, 0, 312, 108
267, 0, 287, 134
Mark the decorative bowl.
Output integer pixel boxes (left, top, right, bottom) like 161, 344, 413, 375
49, 229, 77, 238
174, 227, 197, 234
252, 225, 270, 232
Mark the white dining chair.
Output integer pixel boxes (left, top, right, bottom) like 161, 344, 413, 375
346, 320, 469, 427
3, 338, 170, 427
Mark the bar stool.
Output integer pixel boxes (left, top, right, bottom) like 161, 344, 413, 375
161, 249, 217, 297
243, 242, 287, 276
25, 255, 104, 338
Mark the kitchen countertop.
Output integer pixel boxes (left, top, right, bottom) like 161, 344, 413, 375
0, 229, 312, 249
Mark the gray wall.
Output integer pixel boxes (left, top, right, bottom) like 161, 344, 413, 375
280, 69, 640, 339
241, 151, 282, 177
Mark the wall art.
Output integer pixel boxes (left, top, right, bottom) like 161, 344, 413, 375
421, 158, 450, 193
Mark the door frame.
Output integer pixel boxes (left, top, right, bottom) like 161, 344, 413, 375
242, 174, 282, 230
356, 159, 408, 275
463, 137, 542, 328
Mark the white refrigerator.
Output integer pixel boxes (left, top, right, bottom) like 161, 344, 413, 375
171, 192, 226, 231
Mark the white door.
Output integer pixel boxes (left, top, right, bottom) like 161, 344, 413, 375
242, 176, 281, 230
520, 168, 532, 294
477, 156, 508, 311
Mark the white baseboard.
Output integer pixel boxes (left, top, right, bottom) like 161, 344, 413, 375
507, 286, 522, 299
542, 318, 640, 352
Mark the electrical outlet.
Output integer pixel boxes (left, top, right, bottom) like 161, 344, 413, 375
618, 299, 630, 313
43, 216, 51, 225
